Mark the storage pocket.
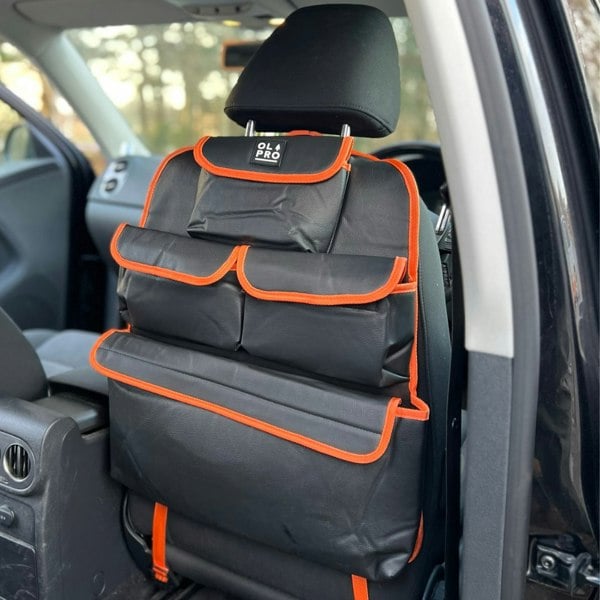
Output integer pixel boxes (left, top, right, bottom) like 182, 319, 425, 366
111, 224, 243, 350
238, 246, 415, 387
92, 330, 428, 581
188, 135, 352, 251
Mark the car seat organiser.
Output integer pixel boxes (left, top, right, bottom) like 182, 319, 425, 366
92, 133, 428, 583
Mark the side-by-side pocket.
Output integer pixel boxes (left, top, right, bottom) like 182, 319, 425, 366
112, 224, 244, 350
238, 246, 414, 386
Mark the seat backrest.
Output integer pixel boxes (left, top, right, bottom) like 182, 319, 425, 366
0, 307, 47, 400
92, 5, 450, 597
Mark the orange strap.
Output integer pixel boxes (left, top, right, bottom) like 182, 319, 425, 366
351, 575, 369, 600
152, 502, 169, 583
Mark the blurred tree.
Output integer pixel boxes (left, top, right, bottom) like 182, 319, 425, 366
68, 18, 438, 155
0, 39, 105, 171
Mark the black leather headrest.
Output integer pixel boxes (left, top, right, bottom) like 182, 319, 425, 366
224, 4, 400, 138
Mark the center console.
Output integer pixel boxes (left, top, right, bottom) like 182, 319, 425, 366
0, 393, 137, 599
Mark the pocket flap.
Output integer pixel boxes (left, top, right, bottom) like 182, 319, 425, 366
237, 246, 407, 305
91, 330, 428, 464
193, 135, 353, 183
111, 224, 239, 285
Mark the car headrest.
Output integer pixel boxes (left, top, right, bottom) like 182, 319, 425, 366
224, 4, 400, 138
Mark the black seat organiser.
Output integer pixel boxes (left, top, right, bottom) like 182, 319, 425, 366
92, 134, 427, 582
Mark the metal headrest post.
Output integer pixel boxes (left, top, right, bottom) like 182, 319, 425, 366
341, 124, 351, 137
245, 120, 256, 137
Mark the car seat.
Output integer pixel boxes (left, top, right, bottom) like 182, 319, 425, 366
92, 5, 450, 599
0, 306, 105, 398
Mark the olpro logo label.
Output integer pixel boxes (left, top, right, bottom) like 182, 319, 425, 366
251, 139, 287, 167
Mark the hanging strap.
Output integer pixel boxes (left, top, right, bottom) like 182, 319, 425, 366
351, 575, 369, 600
152, 502, 169, 583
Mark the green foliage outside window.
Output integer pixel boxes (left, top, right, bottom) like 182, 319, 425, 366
67, 19, 438, 154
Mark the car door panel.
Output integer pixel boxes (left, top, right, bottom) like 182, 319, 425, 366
0, 153, 71, 329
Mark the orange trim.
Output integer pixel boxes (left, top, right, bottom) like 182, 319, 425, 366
89, 330, 428, 464
110, 223, 240, 286
350, 149, 377, 161
351, 575, 369, 600
408, 513, 424, 563
393, 281, 418, 294
350, 150, 420, 283
194, 135, 353, 184
395, 396, 430, 422
387, 159, 420, 283
152, 503, 169, 583
237, 245, 406, 306
139, 146, 193, 228
286, 130, 322, 137
350, 150, 423, 404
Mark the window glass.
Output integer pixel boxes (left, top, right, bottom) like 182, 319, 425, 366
67, 18, 437, 155
0, 101, 22, 157
0, 40, 106, 172
562, 0, 600, 136
0, 104, 49, 164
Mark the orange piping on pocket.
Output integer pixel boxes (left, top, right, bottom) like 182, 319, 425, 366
90, 331, 429, 464
110, 223, 240, 286
194, 135, 353, 183
237, 245, 406, 306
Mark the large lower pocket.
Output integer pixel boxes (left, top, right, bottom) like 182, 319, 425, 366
93, 331, 428, 581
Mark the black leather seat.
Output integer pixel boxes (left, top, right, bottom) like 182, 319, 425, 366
93, 5, 450, 599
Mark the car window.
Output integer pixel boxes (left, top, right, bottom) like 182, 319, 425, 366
561, 0, 600, 136
0, 39, 106, 172
67, 18, 438, 155
0, 103, 49, 164
0, 102, 23, 159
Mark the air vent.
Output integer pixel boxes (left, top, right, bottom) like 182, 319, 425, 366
3, 444, 32, 481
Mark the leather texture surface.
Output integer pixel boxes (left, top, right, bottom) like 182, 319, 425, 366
224, 5, 400, 137
242, 291, 414, 386
118, 272, 243, 351
241, 247, 404, 296
95, 128, 448, 595
115, 180, 415, 385
115, 225, 238, 278
129, 493, 433, 600
105, 378, 425, 580
98, 331, 400, 450
188, 165, 349, 252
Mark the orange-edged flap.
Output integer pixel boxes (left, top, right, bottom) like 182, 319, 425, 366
152, 502, 169, 583
111, 223, 239, 286
237, 245, 408, 306
194, 134, 353, 183
91, 329, 429, 465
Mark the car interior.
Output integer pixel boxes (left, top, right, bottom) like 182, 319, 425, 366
0, 1, 465, 599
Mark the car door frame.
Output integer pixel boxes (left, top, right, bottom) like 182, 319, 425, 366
0, 83, 104, 331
